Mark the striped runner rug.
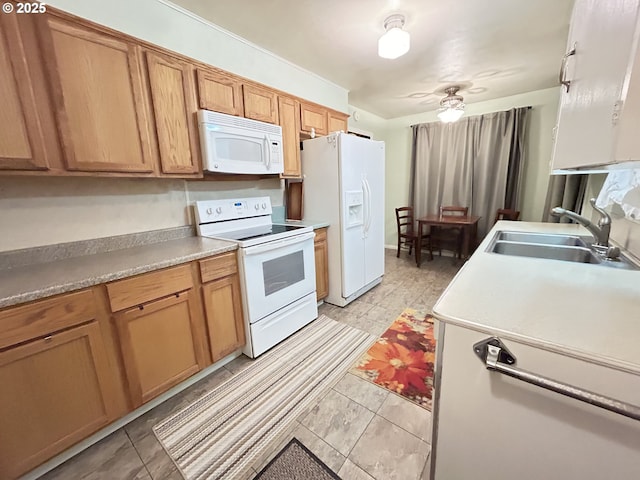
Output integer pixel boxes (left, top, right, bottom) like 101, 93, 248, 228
153, 315, 374, 480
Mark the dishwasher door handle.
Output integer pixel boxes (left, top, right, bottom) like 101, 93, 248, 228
473, 337, 640, 422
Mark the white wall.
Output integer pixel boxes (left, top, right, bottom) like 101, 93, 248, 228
347, 106, 388, 141
380, 87, 560, 245
0, 0, 346, 253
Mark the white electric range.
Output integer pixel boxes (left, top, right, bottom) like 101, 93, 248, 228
195, 197, 318, 358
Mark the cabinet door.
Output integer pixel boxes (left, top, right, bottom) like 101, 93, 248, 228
314, 228, 329, 301
300, 102, 328, 136
327, 112, 348, 134
197, 68, 244, 116
0, 322, 119, 480
243, 84, 279, 124
278, 96, 301, 178
202, 274, 245, 362
0, 14, 56, 171
146, 51, 200, 175
115, 290, 206, 407
552, 0, 640, 169
40, 15, 154, 173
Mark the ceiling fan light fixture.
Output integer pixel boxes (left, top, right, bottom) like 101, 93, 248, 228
437, 86, 466, 123
378, 14, 410, 59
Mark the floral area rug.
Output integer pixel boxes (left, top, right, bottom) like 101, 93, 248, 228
351, 308, 435, 410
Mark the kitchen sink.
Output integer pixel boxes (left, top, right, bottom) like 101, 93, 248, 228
488, 231, 638, 270
492, 242, 600, 263
496, 231, 589, 247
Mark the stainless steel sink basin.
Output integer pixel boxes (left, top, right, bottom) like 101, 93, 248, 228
497, 231, 588, 247
492, 242, 600, 264
488, 230, 638, 270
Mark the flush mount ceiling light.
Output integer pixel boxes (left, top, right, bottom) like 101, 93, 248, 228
378, 14, 410, 59
437, 86, 465, 123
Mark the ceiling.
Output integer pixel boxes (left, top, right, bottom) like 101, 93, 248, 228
170, 0, 574, 119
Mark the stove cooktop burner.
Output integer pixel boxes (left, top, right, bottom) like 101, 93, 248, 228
227, 224, 306, 241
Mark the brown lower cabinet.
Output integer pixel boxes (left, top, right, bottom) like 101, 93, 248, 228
0, 315, 119, 479
314, 227, 329, 301
0, 251, 246, 479
199, 252, 246, 361
113, 289, 207, 407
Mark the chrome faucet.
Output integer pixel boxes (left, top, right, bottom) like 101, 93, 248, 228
551, 198, 620, 259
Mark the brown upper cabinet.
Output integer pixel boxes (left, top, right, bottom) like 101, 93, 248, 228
0, 14, 59, 171
300, 102, 328, 136
197, 68, 244, 116
278, 96, 302, 178
38, 14, 155, 174
145, 51, 200, 176
243, 84, 279, 124
0, 6, 348, 179
328, 111, 349, 134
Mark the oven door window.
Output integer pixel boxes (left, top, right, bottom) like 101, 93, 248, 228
263, 250, 305, 296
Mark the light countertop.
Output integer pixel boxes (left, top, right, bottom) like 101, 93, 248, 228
0, 236, 236, 309
433, 221, 640, 374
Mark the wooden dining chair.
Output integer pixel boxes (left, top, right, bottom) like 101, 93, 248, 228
494, 208, 520, 224
430, 206, 468, 260
395, 207, 431, 262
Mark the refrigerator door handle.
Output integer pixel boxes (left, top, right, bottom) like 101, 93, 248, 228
361, 178, 369, 237
363, 178, 373, 236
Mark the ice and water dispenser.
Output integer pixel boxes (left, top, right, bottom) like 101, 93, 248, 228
345, 190, 364, 227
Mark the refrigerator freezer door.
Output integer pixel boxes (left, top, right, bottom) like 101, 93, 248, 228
339, 135, 366, 298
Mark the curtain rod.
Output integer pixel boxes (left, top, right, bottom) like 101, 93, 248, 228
410, 105, 533, 128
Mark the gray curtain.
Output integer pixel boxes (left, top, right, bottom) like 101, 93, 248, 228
411, 107, 530, 239
542, 174, 588, 222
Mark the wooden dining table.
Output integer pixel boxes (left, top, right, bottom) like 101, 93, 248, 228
416, 214, 481, 267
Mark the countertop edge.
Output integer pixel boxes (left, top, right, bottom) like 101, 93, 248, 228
433, 309, 640, 376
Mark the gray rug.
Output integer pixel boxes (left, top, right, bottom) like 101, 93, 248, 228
153, 315, 374, 480
254, 438, 341, 480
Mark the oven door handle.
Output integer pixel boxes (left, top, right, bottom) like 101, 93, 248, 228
242, 231, 315, 256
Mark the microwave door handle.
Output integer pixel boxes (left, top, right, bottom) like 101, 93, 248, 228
264, 135, 271, 171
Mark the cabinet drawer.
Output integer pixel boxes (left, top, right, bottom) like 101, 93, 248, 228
0, 290, 96, 350
199, 251, 238, 283
107, 265, 192, 312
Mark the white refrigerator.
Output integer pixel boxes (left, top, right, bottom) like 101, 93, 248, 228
301, 132, 385, 307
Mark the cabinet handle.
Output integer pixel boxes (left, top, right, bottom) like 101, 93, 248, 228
473, 337, 640, 422
559, 43, 577, 93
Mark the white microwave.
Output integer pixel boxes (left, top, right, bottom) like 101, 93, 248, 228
198, 110, 284, 174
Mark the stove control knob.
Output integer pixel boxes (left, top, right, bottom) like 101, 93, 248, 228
261, 203, 267, 209
254, 204, 260, 210
215, 207, 222, 214
206, 208, 213, 215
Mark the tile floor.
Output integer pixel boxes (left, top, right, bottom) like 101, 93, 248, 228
39, 250, 460, 480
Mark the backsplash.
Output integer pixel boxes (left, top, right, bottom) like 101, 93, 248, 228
0, 176, 283, 253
